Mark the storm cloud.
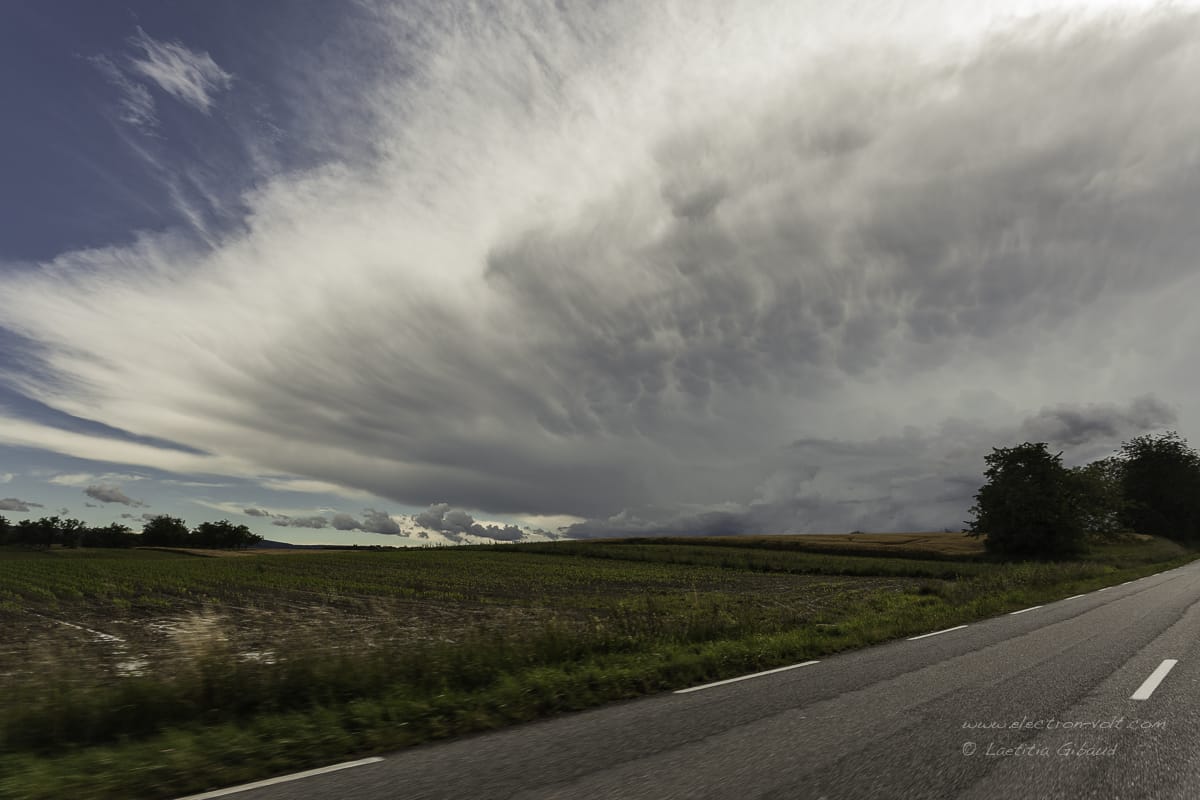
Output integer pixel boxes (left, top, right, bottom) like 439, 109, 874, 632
271, 515, 329, 529
323, 509, 402, 534
84, 484, 146, 507
1, 3, 1198, 537
414, 503, 525, 542
0, 498, 43, 512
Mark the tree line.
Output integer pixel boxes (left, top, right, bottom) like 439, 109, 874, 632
967, 431, 1200, 557
0, 514, 263, 550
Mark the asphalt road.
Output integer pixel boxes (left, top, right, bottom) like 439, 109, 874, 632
184, 560, 1200, 800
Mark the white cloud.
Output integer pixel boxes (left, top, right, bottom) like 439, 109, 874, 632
91, 54, 158, 131
49, 472, 146, 487
0, 473, 12, 484
128, 27, 232, 114
90, 28, 232, 134
7, 2, 1200, 534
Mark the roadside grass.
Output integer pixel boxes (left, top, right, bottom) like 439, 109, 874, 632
0, 537, 1194, 800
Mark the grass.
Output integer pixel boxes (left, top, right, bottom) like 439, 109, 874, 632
0, 534, 1194, 800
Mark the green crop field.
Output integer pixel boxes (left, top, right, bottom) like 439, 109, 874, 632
0, 534, 1194, 800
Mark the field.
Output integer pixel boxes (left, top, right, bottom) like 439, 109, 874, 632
0, 533, 1194, 800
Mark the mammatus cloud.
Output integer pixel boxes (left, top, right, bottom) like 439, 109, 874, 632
4, 4, 1200, 538
0, 498, 44, 512
84, 484, 146, 507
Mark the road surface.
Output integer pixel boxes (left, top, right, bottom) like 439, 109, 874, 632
182, 559, 1200, 800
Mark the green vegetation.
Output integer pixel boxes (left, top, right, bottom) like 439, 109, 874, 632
1, 535, 1194, 800
0, 514, 262, 550
968, 431, 1200, 557
967, 443, 1088, 557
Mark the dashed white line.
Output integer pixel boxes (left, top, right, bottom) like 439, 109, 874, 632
1130, 660, 1179, 701
1063, 594, 1086, 601
675, 660, 820, 694
1009, 605, 1042, 615
175, 757, 385, 800
1098, 587, 1110, 592
907, 625, 968, 641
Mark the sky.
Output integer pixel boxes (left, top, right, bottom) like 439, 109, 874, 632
1, 0, 1199, 545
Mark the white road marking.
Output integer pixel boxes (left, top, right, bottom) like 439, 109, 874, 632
1098, 587, 1110, 592
1131, 660, 1179, 701
175, 757, 385, 799
907, 625, 967, 641
675, 661, 820, 694
1063, 594, 1085, 601
1009, 605, 1042, 615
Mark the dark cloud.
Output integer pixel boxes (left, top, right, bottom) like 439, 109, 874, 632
1020, 396, 1177, 448
331, 513, 363, 530
414, 503, 525, 542
84, 484, 145, 507
271, 515, 329, 529
243, 507, 270, 517
563, 396, 1176, 538
322, 510, 400, 534
0, 498, 43, 512
361, 509, 400, 535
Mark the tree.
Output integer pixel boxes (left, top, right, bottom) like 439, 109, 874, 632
192, 520, 262, 550
967, 442, 1088, 557
1118, 431, 1200, 544
81, 523, 137, 548
13, 516, 62, 549
141, 515, 190, 547
1069, 457, 1128, 541
57, 518, 89, 549
0, 514, 9, 545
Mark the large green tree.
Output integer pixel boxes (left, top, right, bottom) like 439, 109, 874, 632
192, 520, 262, 549
1118, 431, 1200, 543
967, 442, 1088, 557
1069, 456, 1128, 540
140, 515, 190, 547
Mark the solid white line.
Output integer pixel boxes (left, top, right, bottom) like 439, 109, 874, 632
1063, 594, 1086, 601
1131, 659, 1179, 701
175, 757, 385, 800
675, 661, 820, 693
907, 624, 968, 641
1098, 587, 1110, 592
1010, 605, 1043, 615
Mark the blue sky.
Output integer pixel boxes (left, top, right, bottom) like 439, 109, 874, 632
3, 0, 1200, 543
